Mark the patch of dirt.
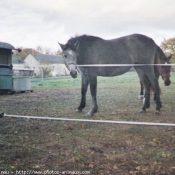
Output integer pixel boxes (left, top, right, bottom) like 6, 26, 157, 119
0, 77, 175, 174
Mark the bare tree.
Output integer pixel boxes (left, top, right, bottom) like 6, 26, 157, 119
160, 37, 175, 63
36, 45, 44, 54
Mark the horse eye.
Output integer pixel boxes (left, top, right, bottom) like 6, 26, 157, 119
63, 54, 67, 59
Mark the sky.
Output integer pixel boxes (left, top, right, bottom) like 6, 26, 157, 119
0, 0, 175, 53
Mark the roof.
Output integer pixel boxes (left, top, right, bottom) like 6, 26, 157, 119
34, 54, 64, 64
12, 56, 24, 64
0, 41, 15, 50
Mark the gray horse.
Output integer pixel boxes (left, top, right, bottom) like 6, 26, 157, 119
59, 34, 165, 117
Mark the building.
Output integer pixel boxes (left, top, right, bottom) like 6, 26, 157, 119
12, 56, 26, 69
24, 54, 69, 76
0, 41, 32, 92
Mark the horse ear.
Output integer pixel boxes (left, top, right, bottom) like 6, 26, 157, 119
58, 42, 66, 51
167, 54, 173, 61
74, 41, 79, 50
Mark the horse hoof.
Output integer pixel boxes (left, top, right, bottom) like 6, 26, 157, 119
75, 109, 81, 113
86, 113, 92, 117
86, 111, 94, 117
138, 95, 144, 100
139, 109, 146, 113
155, 110, 160, 115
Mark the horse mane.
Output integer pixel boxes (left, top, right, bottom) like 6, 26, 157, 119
156, 45, 169, 63
67, 35, 103, 45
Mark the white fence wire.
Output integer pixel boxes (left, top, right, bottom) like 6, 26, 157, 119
2, 114, 175, 127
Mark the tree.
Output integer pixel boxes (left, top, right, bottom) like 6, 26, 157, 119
42, 66, 52, 77
54, 50, 62, 56
13, 45, 61, 59
160, 37, 175, 63
36, 46, 56, 55
13, 47, 39, 59
36, 45, 43, 54
44, 47, 52, 55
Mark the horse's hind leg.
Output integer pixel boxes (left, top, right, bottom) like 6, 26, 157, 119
135, 67, 151, 112
140, 77, 151, 112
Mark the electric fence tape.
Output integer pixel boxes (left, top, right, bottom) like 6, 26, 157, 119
1, 114, 175, 127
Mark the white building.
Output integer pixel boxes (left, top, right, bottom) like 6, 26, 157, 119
24, 54, 40, 75
24, 54, 69, 76
12, 56, 26, 69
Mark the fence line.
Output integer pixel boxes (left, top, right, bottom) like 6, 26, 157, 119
3, 63, 175, 126
2, 114, 175, 127
73, 64, 175, 67
38, 63, 175, 68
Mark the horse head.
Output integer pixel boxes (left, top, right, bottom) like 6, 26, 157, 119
160, 54, 172, 86
58, 41, 79, 78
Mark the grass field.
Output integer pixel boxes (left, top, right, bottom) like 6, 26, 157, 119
0, 71, 175, 174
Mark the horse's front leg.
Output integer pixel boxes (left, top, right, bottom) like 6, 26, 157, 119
138, 80, 144, 100
141, 84, 151, 112
139, 77, 151, 113
153, 75, 160, 102
147, 69, 162, 114
153, 82, 162, 114
76, 74, 89, 112
86, 75, 98, 117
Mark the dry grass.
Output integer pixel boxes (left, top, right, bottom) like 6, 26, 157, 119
0, 72, 175, 174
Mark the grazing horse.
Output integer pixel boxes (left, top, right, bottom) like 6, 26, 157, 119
138, 53, 172, 100
59, 34, 164, 117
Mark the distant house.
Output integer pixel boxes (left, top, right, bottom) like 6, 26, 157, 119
24, 54, 40, 76
12, 56, 26, 69
24, 54, 69, 76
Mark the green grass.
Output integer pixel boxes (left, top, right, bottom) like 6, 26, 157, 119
0, 71, 175, 173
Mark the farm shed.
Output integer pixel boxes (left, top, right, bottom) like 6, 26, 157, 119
0, 41, 17, 90
0, 41, 32, 93
0, 42, 13, 64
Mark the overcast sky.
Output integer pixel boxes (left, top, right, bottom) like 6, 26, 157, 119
0, 0, 175, 52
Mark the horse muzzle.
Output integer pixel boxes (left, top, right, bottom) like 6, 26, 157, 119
164, 79, 171, 86
68, 64, 78, 78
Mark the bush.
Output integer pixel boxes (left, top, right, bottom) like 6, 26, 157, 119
42, 67, 52, 77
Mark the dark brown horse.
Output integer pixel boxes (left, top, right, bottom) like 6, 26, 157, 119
139, 53, 172, 100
